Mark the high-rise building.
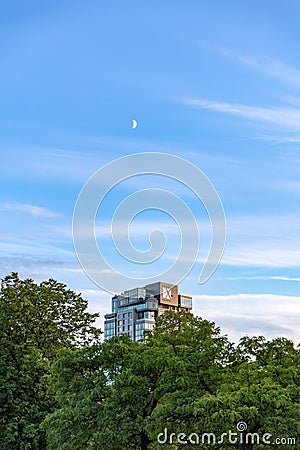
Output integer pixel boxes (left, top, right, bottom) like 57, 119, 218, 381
104, 282, 192, 341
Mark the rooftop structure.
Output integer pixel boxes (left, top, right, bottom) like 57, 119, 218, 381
104, 282, 192, 342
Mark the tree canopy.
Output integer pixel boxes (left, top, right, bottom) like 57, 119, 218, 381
42, 310, 300, 450
1, 273, 299, 449
0, 272, 100, 450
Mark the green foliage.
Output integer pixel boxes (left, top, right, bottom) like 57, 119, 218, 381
0, 272, 100, 450
42, 310, 300, 450
41, 335, 139, 449
1, 275, 299, 450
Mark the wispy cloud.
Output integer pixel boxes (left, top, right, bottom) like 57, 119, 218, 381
1, 139, 203, 184
70, 211, 300, 270
3, 203, 60, 218
219, 213, 300, 268
253, 134, 300, 144
198, 42, 300, 88
191, 45, 300, 139
0, 254, 74, 283
177, 97, 300, 131
80, 291, 300, 341
223, 242, 300, 268
192, 293, 300, 343
227, 275, 300, 282
219, 48, 300, 88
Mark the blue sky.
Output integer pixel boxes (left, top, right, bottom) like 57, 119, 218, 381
1, 0, 300, 342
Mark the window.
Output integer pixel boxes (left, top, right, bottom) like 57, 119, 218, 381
119, 297, 128, 306
147, 301, 158, 309
144, 311, 155, 319
136, 322, 144, 331
179, 296, 192, 308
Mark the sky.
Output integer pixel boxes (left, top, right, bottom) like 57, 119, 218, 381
1, 0, 300, 343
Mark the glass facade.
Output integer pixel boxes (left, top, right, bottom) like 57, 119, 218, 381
135, 320, 155, 342
104, 282, 192, 342
104, 319, 115, 340
179, 295, 192, 309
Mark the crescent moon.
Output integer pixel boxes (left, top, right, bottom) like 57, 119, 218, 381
132, 119, 138, 129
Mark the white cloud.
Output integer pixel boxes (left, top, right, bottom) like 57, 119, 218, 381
253, 134, 300, 144
0, 139, 200, 183
63, 211, 300, 269
192, 293, 300, 343
227, 275, 300, 282
223, 242, 300, 268
3, 203, 60, 218
219, 49, 300, 88
177, 97, 300, 131
80, 289, 300, 343
77, 288, 112, 332
221, 213, 300, 268
0, 239, 73, 258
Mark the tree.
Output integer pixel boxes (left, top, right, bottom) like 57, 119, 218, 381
191, 336, 300, 449
42, 310, 300, 450
42, 311, 234, 449
41, 336, 138, 450
0, 272, 100, 450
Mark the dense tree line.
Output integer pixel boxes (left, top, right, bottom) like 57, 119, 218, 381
0, 273, 100, 449
0, 273, 299, 449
